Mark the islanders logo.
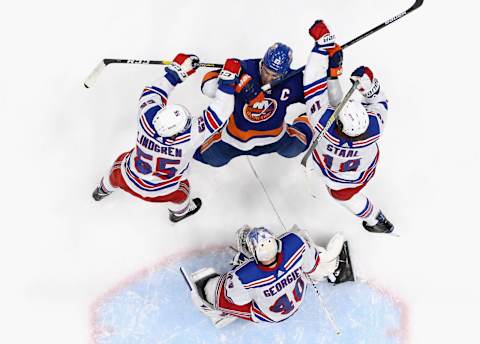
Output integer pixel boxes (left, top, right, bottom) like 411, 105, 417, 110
243, 98, 277, 123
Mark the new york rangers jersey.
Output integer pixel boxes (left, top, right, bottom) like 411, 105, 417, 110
201, 59, 305, 151
120, 75, 233, 198
303, 48, 389, 190
220, 232, 321, 323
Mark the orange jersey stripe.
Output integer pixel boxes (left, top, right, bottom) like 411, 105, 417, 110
226, 115, 284, 142
202, 70, 220, 84
200, 131, 222, 153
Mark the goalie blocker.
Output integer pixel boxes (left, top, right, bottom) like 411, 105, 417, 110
181, 226, 354, 327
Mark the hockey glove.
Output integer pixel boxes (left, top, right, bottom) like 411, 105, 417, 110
165, 53, 200, 85
218, 58, 242, 94
350, 66, 380, 98
327, 44, 343, 78
309, 20, 335, 49
235, 73, 265, 106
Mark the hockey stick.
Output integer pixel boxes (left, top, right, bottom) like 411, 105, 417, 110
300, 80, 359, 167
83, 58, 223, 89
245, 156, 287, 231
261, 0, 424, 92
245, 158, 341, 335
180, 266, 195, 292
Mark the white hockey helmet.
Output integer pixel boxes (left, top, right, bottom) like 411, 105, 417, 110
246, 227, 281, 264
337, 100, 369, 137
152, 104, 191, 137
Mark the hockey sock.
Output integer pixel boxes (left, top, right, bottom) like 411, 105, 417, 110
335, 193, 378, 225
168, 196, 192, 216
100, 176, 116, 193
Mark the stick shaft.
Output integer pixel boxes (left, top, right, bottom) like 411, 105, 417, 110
262, 0, 424, 92
300, 80, 359, 167
103, 58, 222, 68
84, 58, 222, 88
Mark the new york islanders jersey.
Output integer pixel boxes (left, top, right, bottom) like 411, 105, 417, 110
303, 46, 389, 189
120, 75, 233, 198
201, 59, 305, 151
219, 232, 321, 323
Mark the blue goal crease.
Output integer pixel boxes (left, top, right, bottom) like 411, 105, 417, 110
92, 248, 406, 344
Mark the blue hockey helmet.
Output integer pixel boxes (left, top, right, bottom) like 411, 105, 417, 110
262, 43, 293, 76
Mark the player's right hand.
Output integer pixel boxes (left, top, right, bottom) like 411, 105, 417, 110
235, 73, 265, 105
309, 20, 335, 48
218, 58, 242, 92
350, 66, 380, 97
165, 53, 200, 84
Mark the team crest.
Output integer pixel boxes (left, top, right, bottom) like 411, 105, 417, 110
243, 98, 277, 123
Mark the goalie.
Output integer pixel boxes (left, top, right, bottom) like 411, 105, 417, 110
182, 226, 354, 327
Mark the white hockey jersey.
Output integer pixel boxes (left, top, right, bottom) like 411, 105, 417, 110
120, 75, 233, 198
220, 232, 321, 323
303, 48, 389, 190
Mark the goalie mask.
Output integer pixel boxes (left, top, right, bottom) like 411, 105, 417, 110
337, 100, 369, 137
152, 104, 192, 138
246, 227, 281, 264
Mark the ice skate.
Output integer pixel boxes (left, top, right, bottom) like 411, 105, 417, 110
362, 211, 394, 234
92, 185, 112, 201
169, 198, 202, 223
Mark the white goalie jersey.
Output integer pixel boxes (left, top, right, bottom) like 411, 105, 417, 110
217, 232, 329, 323
119, 75, 233, 198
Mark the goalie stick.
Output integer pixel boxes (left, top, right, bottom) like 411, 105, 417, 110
83, 58, 223, 89
245, 158, 342, 335
262, 0, 424, 92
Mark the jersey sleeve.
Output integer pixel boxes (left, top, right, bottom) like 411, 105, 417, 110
224, 271, 253, 306
138, 75, 175, 111
303, 45, 331, 130
200, 81, 234, 135
136, 74, 176, 135
362, 88, 389, 135
200, 70, 220, 99
290, 232, 321, 275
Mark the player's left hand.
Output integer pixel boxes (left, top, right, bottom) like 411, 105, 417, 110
165, 53, 200, 84
350, 66, 380, 97
235, 73, 265, 105
309, 20, 335, 48
327, 44, 343, 78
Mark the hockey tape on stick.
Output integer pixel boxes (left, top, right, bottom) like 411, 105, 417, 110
83, 60, 107, 89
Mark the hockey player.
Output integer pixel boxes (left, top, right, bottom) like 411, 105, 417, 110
184, 226, 354, 327
92, 54, 242, 223
303, 20, 394, 233
193, 38, 343, 167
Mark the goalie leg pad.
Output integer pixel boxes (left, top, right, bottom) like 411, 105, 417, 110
306, 233, 346, 282
189, 268, 237, 328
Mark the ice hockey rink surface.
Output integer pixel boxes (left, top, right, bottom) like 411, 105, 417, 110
2, 0, 479, 343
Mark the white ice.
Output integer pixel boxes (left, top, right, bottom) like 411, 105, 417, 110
2, 0, 479, 343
